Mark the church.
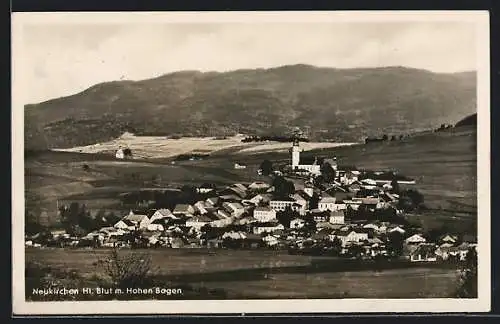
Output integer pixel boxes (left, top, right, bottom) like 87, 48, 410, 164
290, 139, 338, 177
290, 139, 321, 175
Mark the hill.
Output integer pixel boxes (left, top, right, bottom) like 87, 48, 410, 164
455, 113, 477, 128
24, 65, 476, 150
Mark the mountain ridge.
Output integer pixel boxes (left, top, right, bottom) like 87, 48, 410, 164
24, 64, 477, 150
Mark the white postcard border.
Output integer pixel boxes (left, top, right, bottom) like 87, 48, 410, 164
11, 10, 491, 315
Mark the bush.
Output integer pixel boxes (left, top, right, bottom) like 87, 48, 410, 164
95, 248, 155, 290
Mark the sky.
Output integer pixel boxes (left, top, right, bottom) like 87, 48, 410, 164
18, 20, 477, 104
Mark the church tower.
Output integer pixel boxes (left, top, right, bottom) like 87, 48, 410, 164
291, 139, 301, 169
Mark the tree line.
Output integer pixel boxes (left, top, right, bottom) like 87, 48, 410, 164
242, 135, 310, 143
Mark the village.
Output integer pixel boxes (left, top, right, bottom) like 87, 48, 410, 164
25, 140, 477, 264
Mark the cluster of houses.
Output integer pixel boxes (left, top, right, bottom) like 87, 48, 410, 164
26, 141, 476, 263
26, 179, 476, 263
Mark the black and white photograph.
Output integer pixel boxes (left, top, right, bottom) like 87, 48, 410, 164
12, 11, 490, 314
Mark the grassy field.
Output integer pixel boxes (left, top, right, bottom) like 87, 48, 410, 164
26, 248, 460, 299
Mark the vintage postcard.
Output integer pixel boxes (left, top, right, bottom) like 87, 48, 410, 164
12, 11, 490, 315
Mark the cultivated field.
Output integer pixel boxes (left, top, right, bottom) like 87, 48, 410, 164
26, 248, 460, 299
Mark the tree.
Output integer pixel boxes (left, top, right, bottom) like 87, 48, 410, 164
390, 179, 400, 194
304, 217, 316, 232
320, 162, 335, 182
309, 192, 320, 210
277, 206, 297, 228
260, 160, 273, 176
331, 237, 343, 255
382, 134, 389, 141
272, 176, 295, 197
455, 248, 478, 298
123, 148, 133, 157
387, 231, 404, 257
82, 164, 90, 171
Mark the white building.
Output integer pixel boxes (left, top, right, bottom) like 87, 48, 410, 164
270, 197, 297, 212
328, 210, 345, 224
253, 207, 277, 222
253, 223, 285, 235
115, 149, 125, 159
318, 195, 337, 211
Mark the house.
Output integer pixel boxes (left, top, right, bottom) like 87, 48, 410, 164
405, 234, 427, 245
253, 207, 277, 222
209, 210, 233, 227
205, 197, 220, 207
318, 195, 337, 211
234, 163, 247, 169
248, 181, 271, 191
149, 209, 176, 223
196, 183, 216, 194
237, 215, 258, 225
310, 209, 330, 222
50, 229, 67, 239
269, 197, 296, 212
222, 231, 247, 240
316, 222, 336, 230
173, 204, 195, 217
245, 193, 272, 206
219, 194, 242, 202
410, 244, 437, 262
113, 219, 135, 230
253, 222, 285, 235
115, 211, 150, 230
185, 215, 212, 230
436, 243, 471, 261
146, 219, 168, 232
336, 230, 369, 247
389, 226, 406, 235
439, 234, 459, 245
194, 201, 209, 215
217, 209, 232, 219
262, 234, 279, 247
291, 193, 308, 215
290, 218, 305, 229
356, 197, 384, 210
328, 210, 345, 224
222, 202, 245, 218
363, 223, 380, 232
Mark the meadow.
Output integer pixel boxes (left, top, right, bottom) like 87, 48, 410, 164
26, 248, 461, 299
